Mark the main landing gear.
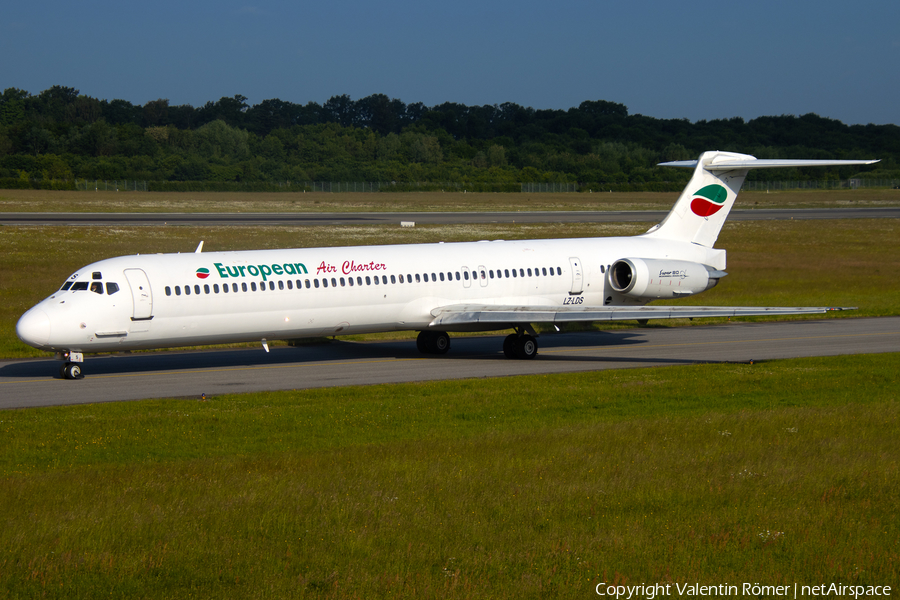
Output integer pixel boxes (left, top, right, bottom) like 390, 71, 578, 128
416, 330, 451, 354
415, 330, 538, 360
503, 332, 538, 360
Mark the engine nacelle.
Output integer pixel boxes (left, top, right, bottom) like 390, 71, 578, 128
608, 258, 725, 300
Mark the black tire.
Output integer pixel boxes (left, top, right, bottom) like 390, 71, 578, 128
502, 334, 517, 359
431, 332, 450, 354
515, 335, 538, 360
64, 363, 83, 379
416, 331, 429, 354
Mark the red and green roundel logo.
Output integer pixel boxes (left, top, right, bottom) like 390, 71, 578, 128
196, 267, 210, 279
690, 184, 728, 217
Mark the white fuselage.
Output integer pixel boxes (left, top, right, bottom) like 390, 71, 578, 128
16, 234, 723, 354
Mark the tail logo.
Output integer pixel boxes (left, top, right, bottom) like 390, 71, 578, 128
196, 267, 210, 279
690, 184, 728, 217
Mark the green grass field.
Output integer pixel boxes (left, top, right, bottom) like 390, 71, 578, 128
3, 216, 900, 359
2, 187, 900, 213
1, 355, 897, 597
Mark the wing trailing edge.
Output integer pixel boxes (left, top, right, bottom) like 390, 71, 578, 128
429, 304, 855, 328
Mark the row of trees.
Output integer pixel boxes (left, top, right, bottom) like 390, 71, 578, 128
1, 86, 897, 189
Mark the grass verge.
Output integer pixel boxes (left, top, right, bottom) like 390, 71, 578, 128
0, 353, 897, 597
3, 218, 900, 359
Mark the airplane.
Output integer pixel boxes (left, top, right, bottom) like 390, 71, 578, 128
16, 151, 878, 379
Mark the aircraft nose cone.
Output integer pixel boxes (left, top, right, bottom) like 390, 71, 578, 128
16, 308, 51, 348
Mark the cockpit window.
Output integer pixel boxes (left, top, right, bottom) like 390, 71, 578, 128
90, 282, 103, 294
106, 282, 119, 295
71, 282, 88, 291
92, 272, 102, 280
61, 282, 73, 291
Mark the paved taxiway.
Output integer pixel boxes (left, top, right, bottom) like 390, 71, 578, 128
2, 317, 898, 409
3, 207, 900, 226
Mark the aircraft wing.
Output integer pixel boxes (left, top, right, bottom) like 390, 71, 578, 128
428, 304, 854, 327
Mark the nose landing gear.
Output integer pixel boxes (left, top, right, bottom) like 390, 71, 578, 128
56, 352, 85, 380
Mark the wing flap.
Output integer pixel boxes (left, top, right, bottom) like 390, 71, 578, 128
428, 304, 854, 327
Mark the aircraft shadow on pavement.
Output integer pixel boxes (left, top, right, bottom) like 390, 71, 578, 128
0, 330, 669, 379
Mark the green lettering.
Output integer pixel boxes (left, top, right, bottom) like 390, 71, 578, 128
282, 263, 296, 275
248, 265, 260, 277
238, 266, 247, 276
259, 265, 272, 281
272, 264, 284, 275
295, 263, 308, 274
214, 263, 229, 278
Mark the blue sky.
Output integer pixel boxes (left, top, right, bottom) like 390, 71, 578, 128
3, 0, 898, 125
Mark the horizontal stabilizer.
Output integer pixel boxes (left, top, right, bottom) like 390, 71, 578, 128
429, 304, 855, 328
658, 158, 879, 170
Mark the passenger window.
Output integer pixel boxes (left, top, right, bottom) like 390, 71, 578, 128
527, 268, 532, 277
439, 273, 445, 282
305, 280, 311, 289
331, 278, 337, 287
340, 277, 346, 287
464, 272, 469, 280
175, 286, 182, 296
519, 269, 525, 277
447, 272, 452, 281
557, 267, 562, 275
223, 284, 229, 293
348, 278, 354, 286
357, 277, 363, 286
241, 282, 247, 292
374, 276, 379, 285
511, 269, 516, 278
322, 279, 327, 288
415, 274, 421, 283
489, 270, 494, 279
204, 284, 210, 294
407, 274, 412, 282
279, 281, 285, 290
390, 275, 396, 284
185, 285, 191, 295
214, 284, 220, 293
381, 275, 386, 284
233, 283, 239, 292
366, 276, 371, 285
505, 269, 510, 278
195, 285, 201, 294
480, 270, 486, 279
165, 286, 172, 296
399, 274, 404, 283
542, 267, 547, 276
455, 272, 460, 280
314, 279, 320, 288
251, 282, 257, 291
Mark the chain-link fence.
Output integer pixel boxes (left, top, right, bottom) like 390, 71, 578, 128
3, 178, 898, 193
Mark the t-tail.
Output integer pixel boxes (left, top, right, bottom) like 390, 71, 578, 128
645, 151, 879, 248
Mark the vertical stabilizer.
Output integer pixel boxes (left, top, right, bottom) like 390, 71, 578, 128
645, 151, 752, 248
646, 152, 879, 248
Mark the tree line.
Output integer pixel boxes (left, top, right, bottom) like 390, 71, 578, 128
1, 85, 897, 190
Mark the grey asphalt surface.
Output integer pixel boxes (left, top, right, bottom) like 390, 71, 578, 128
3, 207, 900, 226
2, 316, 898, 409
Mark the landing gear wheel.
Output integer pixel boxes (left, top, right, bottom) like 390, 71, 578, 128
416, 331, 429, 353
431, 332, 450, 354
62, 363, 83, 380
503, 334, 517, 359
416, 331, 451, 355
515, 335, 538, 360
